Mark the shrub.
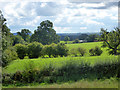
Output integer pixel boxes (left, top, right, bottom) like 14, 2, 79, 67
55, 43, 68, 57
73, 39, 79, 43
15, 44, 27, 59
70, 48, 78, 57
77, 47, 86, 56
2, 47, 18, 67
27, 42, 43, 59
89, 46, 102, 56
42, 44, 56, 58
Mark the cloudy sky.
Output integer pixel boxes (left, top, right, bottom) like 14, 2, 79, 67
0, 0, 119, 33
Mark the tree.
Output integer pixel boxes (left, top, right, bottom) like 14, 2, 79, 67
89, 46, 102, 56
79, 34, 88, 40
64, 36, 70, 44
27, 42, 43, 58
55, 43, 68, 57
77, 47, 86, 56
15, 44, 27, 59
2, 47, 18, 67
30, 20, 60, 45
73, 39, 79, 43
17, 29, 31, 42
100, 28, 120, 55
11, 35, 26, 46
86, 34, 98, 42
42, 44, 56, 58
2, 23, 12, 50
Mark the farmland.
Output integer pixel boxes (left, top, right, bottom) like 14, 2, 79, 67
2, 42, 119, 88
3, 42, 110, 74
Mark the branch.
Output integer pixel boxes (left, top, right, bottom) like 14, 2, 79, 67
104, 40, 114, 49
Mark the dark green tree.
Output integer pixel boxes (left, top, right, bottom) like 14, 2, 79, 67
30, 20, 60, 45
17, 29, 31, 42
100, 28, 120, 55
86, 34, 98, 42
0, 11, 18, 66
64, 36, 70, 44
79, 34, 88, 40
11, 35, 26, 46
27, 42, 43, 58
15, 44, 27, 59
73, 39, 79, 43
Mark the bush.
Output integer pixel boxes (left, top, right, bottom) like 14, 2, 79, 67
55, 43, 68, 57
27, 42, 43, 59
89, 46, 102, 56
70, 48, 78, 57
77, 47, 86, 56
15, 44, 27, 59
42, 43, 57, 58
2, 47, 18, 67
73, 39, 79, 43
42, 43, 68, 57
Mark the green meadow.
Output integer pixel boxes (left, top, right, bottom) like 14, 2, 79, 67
3, 42, 111, 74
2, 42, 119, 88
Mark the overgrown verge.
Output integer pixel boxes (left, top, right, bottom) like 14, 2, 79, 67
2, 57, 120, 86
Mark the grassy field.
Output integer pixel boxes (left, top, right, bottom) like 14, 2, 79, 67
66, 41, 109, 56
2, 42, 119, 88
3, 55, 118, 74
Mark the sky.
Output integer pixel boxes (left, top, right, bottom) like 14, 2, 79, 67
0, 0, 119, 33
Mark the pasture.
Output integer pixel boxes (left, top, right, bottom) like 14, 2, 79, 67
2, 42, 119, 88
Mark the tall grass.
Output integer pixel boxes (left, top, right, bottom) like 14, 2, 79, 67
2, 55, 119, 86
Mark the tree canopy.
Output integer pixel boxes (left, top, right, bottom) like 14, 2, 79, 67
100, 27, 120, 55
17, 29, 31, 42
30, 20, 60, 45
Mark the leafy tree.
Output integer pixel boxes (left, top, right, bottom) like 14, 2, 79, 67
89, 46, 102, 56
100, 28, 120, 55
0, 11, 17, 66
11, 35, 26, 46
2, 47, 18, 67
73, 39, 79, 43
27, 42, 43, 59
17, 29, 31, 42
15, 44, 27, 59
42, 44, 56, 58
30, 20, 60, 45
77, 47, 86, 56
2, 24, 12, 50
86, 34, 98, 42
55, 43, 68, 57
79, 34, 88, 40
64, 36, 70, 44
70, 48, 78, 57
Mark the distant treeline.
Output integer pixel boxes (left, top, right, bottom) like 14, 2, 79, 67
13, 32, 100, 41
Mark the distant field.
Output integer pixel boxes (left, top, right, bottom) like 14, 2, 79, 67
66, 41, 109, 56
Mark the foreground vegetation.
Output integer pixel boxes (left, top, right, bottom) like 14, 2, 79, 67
3, 55, 119, 87
3, 78, 118, 88
2, 42, 120, 88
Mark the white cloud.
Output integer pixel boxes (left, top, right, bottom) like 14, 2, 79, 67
80, 27, 87, 29
24, 16, 41, 26
0, 1, 118, 33
40, 3, 47, 7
